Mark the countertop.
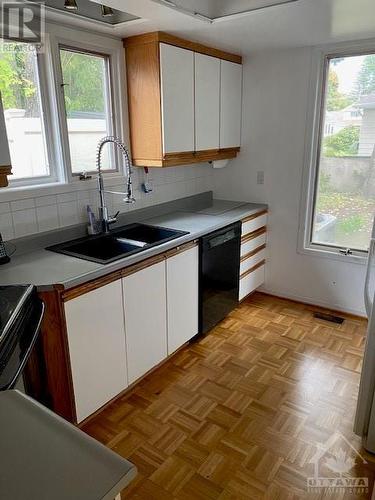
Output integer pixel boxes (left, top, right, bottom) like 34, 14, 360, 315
0, 199, 267, 289
0, 390, 136, 500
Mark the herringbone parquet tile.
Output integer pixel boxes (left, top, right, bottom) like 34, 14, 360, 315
82, 293, 375, 499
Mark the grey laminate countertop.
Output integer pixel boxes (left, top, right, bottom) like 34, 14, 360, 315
0, 390, 136, 500
0, 199, 267, 289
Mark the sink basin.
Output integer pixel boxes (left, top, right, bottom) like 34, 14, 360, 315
113, 224, 185, 246
47, 223, 189, 264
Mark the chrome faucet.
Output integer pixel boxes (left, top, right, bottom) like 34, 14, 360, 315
96, 136, 135, 233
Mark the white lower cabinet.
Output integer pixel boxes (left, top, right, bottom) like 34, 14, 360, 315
64, 280, 128, 423
64, 245, 200, 421
166, 245, 199, 355
239, 264, 265, 301
122, 261, 167, 384
239, 210, 268, 301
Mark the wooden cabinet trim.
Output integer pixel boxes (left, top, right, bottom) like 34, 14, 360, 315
242, 209, 268, 224
240, 259, 266, 280
121, 253, 166, 278
123, 31, 242, 64
62, 270, 122, 302
165, 240, 198, 259
240, 244, 266, 263
241, 226, 267, 244
132, 147, 240, 168
163, 150, 196, 160
62, 242, 200, 302
0, 165, 12, 187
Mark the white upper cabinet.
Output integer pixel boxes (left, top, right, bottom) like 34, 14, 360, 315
220, 60, 242, 149
195, 53, 220, 152
160, 43, 195, 154
167, 245, 199, 355
122, 261, 167, 384
64, 280, 128, 423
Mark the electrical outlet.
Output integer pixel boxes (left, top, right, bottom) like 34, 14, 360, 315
257, 171, 264, 185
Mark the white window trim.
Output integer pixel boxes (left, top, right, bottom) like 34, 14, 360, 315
54, 38, 120, 180
2, 34, 61, 187
1, 21, 128, 193
298, 38, 375, 266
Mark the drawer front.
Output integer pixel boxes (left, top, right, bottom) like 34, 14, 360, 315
241, 231, 267, 257
242, 212, 267, 236
240, 247, 266, 276
239, 263, 265, 301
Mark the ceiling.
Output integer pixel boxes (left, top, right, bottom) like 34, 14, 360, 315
44, 0, 375, 54
32, 0, 139, 25
149, 0, 299, 21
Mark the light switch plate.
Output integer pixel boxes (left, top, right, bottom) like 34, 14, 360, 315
257, 171, 264, 185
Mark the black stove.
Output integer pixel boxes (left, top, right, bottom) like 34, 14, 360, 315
0, 285, 44, 391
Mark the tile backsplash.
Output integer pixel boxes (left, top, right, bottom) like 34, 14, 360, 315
1, 164, 214, 241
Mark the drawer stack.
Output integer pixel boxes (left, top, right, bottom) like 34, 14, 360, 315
239, 210, 267, 301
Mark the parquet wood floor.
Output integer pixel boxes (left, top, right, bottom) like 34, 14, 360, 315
82, 293, 375, 499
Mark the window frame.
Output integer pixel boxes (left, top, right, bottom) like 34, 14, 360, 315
0, 26, 127, 191
56, 42, 118, 179
1, 36, 60, 187
298, 40, 375, 265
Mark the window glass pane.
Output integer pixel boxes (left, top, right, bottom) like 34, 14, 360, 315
312, 54, 375, 251
60, 48, 113, 174
0, 42, 49, 179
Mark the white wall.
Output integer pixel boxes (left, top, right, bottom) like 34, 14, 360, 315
213, 47, 367, 316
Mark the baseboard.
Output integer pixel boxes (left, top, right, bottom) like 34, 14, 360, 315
258, 286, 366, 319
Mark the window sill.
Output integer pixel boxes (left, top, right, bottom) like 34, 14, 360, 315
297, 244, 367, 266
0, 174, 126, 202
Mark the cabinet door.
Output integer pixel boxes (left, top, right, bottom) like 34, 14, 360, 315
167, 246, 199, 355
160, 43, 195, 154
195, 53, 220, 151
220, 60, 242, 148
122, 261, 167, 384
64, 280, 128, 423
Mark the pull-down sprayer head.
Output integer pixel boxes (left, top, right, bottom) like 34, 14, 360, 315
96, 136, 135, 204
95, 136, 135, 233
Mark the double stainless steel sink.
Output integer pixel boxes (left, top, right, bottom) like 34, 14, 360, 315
47, 223, 189, 264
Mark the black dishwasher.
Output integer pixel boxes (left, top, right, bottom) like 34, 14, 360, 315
199, 222, 241, 334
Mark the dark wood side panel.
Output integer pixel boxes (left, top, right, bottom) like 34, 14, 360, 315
28, 287, 76, 423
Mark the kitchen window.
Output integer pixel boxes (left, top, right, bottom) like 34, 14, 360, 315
0, 41, 54, 184
0, 31, 123, 190
306, 50, 375, 257
59, 47, 116, 176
